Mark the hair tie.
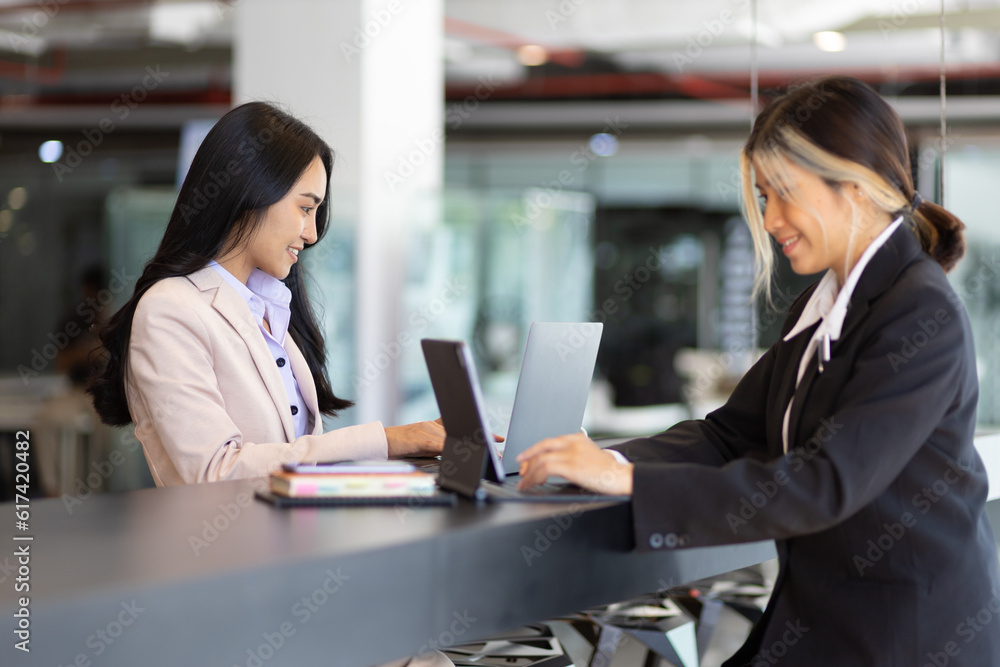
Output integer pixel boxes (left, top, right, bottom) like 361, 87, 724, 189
911, 192, 923, 210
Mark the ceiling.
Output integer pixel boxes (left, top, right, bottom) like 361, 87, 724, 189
0, 0, 998, 125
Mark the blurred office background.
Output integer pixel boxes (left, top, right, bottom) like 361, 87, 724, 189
2, 0, 1000, 502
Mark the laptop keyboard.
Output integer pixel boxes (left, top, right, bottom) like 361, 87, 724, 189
413, 460, 441, 473
492, 477, 585, 496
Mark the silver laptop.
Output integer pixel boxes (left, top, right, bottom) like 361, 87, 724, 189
499, 322, 604, 473
422, 327, 627, 503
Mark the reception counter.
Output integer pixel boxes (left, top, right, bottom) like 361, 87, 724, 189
0, 478, 774, 666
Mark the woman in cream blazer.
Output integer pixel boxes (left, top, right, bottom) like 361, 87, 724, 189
89, 102, 444, 485
125, 265, 392, 485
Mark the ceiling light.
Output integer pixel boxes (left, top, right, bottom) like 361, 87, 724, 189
589, 133, 619, 157
150, 1, 220, 45
813, 31, 847, 53
0, 29, 47, 57
517, 44, 548, 67
39, 140, 63, 163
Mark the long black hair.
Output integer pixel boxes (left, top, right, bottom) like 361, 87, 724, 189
88, 101, 353, 426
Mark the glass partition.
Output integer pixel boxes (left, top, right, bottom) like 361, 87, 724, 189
396, 187, 596, 437
104, 187, 176, 310
940, 139, 1000, 428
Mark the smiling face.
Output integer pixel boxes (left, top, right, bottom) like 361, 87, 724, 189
754, 157, 885, 285
217, 155, 326, 283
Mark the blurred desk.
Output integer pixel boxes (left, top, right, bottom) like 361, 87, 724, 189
0, 375, 103, 498
0, 478, 774, 667
0, 375, 68, 432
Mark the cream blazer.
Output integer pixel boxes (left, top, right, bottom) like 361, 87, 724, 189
125, 266, 387, 486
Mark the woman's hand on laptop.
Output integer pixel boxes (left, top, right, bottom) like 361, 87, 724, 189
386, 418, 447, 457
386, 418, 505, 458
515, 434, 633, 496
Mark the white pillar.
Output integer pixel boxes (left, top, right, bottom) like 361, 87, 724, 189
233, 0, 443, 426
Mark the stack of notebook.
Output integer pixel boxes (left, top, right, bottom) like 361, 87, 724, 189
258, 460, 456, 507
269, 466, 436, 498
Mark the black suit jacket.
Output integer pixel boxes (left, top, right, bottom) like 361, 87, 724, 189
612, 224, 1000, 665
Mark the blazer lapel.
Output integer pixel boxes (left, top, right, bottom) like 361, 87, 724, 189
771, 323, 816, 454
784, 224, 922, 448
187, 267, 296, 441
786, 342, 821, 448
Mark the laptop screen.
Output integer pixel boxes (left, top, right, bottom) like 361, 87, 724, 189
502, 322, 603, 473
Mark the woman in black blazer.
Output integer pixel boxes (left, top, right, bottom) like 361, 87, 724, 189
517, 76, 1000, 665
